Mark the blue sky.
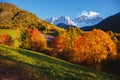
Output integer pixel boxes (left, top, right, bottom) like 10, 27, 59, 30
1, 0, 120, 19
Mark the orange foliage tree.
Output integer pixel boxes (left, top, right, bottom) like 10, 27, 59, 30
20, 28, 47, 51
0, 34, 13, 46
73, 29, 117, 65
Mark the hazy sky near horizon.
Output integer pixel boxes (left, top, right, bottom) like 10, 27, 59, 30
0, 0, 120, 19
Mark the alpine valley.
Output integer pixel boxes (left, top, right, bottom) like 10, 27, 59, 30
0, 2, 120, 80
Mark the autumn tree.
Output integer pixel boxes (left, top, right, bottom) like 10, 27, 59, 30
51, 27, 83, 60
73, 29, 117, 66
0, 34, 13, 46
20, 28, 47, 51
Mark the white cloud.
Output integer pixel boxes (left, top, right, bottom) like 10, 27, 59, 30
89, 11, 99, 17
81, 10, 99, 17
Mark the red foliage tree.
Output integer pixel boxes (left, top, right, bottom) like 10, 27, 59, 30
51, 32, 73, 60
20, 28, 47, 51
0, 34, 13, 46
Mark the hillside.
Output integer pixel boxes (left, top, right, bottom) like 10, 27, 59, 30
0, 3, 20, 22
0, 46, 120, 80
0, 2, 64, 32
81, 12, 120, 33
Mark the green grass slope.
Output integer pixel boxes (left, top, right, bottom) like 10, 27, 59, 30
0, 46, 120, 80
0, 29, 20, 38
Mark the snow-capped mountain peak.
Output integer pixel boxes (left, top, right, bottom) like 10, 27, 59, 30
45, 11, 103, 28
74, 11, 103, 27
46, 16, 76, 26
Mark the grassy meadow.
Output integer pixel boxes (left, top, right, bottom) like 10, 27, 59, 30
0, 45, 120, 80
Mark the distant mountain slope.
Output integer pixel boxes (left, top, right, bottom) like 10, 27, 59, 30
56, 23, 76, 29
82, 12, 120, 33
0, 46, 120, 80
0, 3, 64, 32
